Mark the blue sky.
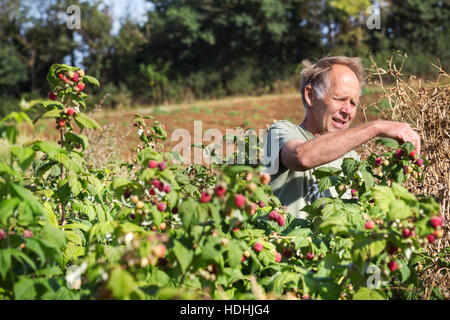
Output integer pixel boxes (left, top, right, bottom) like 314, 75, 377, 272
102, 0, 153, 35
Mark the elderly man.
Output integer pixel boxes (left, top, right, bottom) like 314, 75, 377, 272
264, 56, 421, 219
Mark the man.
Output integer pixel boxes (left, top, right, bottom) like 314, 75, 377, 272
263, 56, 421, 219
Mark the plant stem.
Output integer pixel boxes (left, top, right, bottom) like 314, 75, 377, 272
59, 127, 66, 226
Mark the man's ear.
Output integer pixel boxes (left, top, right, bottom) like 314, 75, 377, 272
304, 85, 315, 108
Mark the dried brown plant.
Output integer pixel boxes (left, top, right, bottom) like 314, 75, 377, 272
359, 52, 449, 299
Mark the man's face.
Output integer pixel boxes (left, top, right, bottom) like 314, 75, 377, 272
308, 64, 361, 134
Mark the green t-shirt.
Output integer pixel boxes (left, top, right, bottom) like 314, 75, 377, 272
263, 120, 360, 219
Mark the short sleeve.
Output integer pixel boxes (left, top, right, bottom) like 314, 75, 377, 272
263, 120, 306, 175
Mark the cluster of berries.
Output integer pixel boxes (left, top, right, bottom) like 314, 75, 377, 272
252, 242, 282, 263
268, 210, 285, 227
48, 69, 86, 102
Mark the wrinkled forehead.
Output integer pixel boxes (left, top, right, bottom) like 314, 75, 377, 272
328, 64, 362, 97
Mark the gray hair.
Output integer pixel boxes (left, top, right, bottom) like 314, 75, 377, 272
299, 56, 365, 113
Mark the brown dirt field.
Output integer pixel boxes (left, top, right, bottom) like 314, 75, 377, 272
26, 92, 380, 166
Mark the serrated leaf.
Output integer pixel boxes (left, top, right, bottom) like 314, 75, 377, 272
173, 240, 194, 274
74, 112, 102, 130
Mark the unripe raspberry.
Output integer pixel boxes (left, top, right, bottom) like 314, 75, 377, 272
200, 191, 212, 203
234, 194, 245, 208
433, 229, 443, 239
383, 159, 389, 166
214, 185, 226, 197
259, 173, 271, 185
220, 238, 229, 246
337, 184, 345, 192
245, 172, 253, 181
275, 252, 282, 263
158, 161, 167, 170
48, 91, 57, 100
254, 242, 263, 252
430, 216, 444, 228
306, 252, 314, 260
247, 202, 257, 215
148, 160, 158, 168
23, 230, 33, 238
247, 182, 257, 193
136, 201, 144, 209
67, 108, 74, 116
160, 222, 167, 231
302, 294, 310, 300
243, 250, 250, 258
131, 195, 139, 204
68, 71, 75, 78
77, 82, 85, 91
388, 261, 398, 272
157, 202, 166, 212
77, 69, 85, 77
152, 244, 166, 258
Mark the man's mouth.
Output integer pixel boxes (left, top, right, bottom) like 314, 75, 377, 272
331, 117, 346, 129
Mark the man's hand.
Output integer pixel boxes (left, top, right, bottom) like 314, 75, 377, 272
374, 120, 421, 155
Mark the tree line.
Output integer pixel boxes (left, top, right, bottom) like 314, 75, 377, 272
0, 0, 449, 115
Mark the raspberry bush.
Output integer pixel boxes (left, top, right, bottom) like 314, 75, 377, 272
0, 64, 446, 300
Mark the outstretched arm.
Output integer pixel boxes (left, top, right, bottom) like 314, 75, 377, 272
281, 120, 421, 171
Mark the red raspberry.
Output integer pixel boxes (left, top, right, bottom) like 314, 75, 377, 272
158, 162, 167, 170
77, 82, 85, 91
259, 173, 271, 185
232, 228, 240, 232
152, 179, 161, 188
71, 72, 79, 82
157, 203, 166, 212
403, 166, 408, 175
0, 228, 6, 240
149, 188, 156, 196
409, 150, 416, 158
395, 149, 403, 158
374, 158, 382, 166
48, 92, 57, 100
157, 182, 165, 192
148, 160, 158, 168
275, 252, 282, 263
214, 185, 226, 197
67, 108, 74, 116
283, 248, 292, 258
234, 194, 245, 208
200, 191, 212, 203
430, 216, 443, 228
364, 221, 375, 230
58, 119, 66, 127
258, 200, 265, 208
276, 215, 285, 227
306, 252, 314, 260
254, 242, 263, 252
402, 228, 411, 238
172, 206, 178, 214
426, 234, 435, 244
351, 189, 357, 198
268, 210, 278, 220
163, 185, 171, 193
387, 244, 398, 255
388, 261, 398, 272
416, 158, 423, 166
123, 188, 132, 199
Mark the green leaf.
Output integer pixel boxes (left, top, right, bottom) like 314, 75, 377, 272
173, 240, 194, 274
41, 108, 62, 119
74, 112, 102, 130
228, 239, 243, 268
14, 277, 37, 300
353, 287, 386, 300
107, 267, 136, 299
82, 75, 100, 87
375, 138, 399, 149
342, 158, 358, 178
273, 272, 300, 295
318, 176, 332, 192
0, 248, 12, 279
68, 175, 82, 197
10, 146, 35, 171
0, 198, 20, 225
313, 167, 341, 179
179, 199, 198, 232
